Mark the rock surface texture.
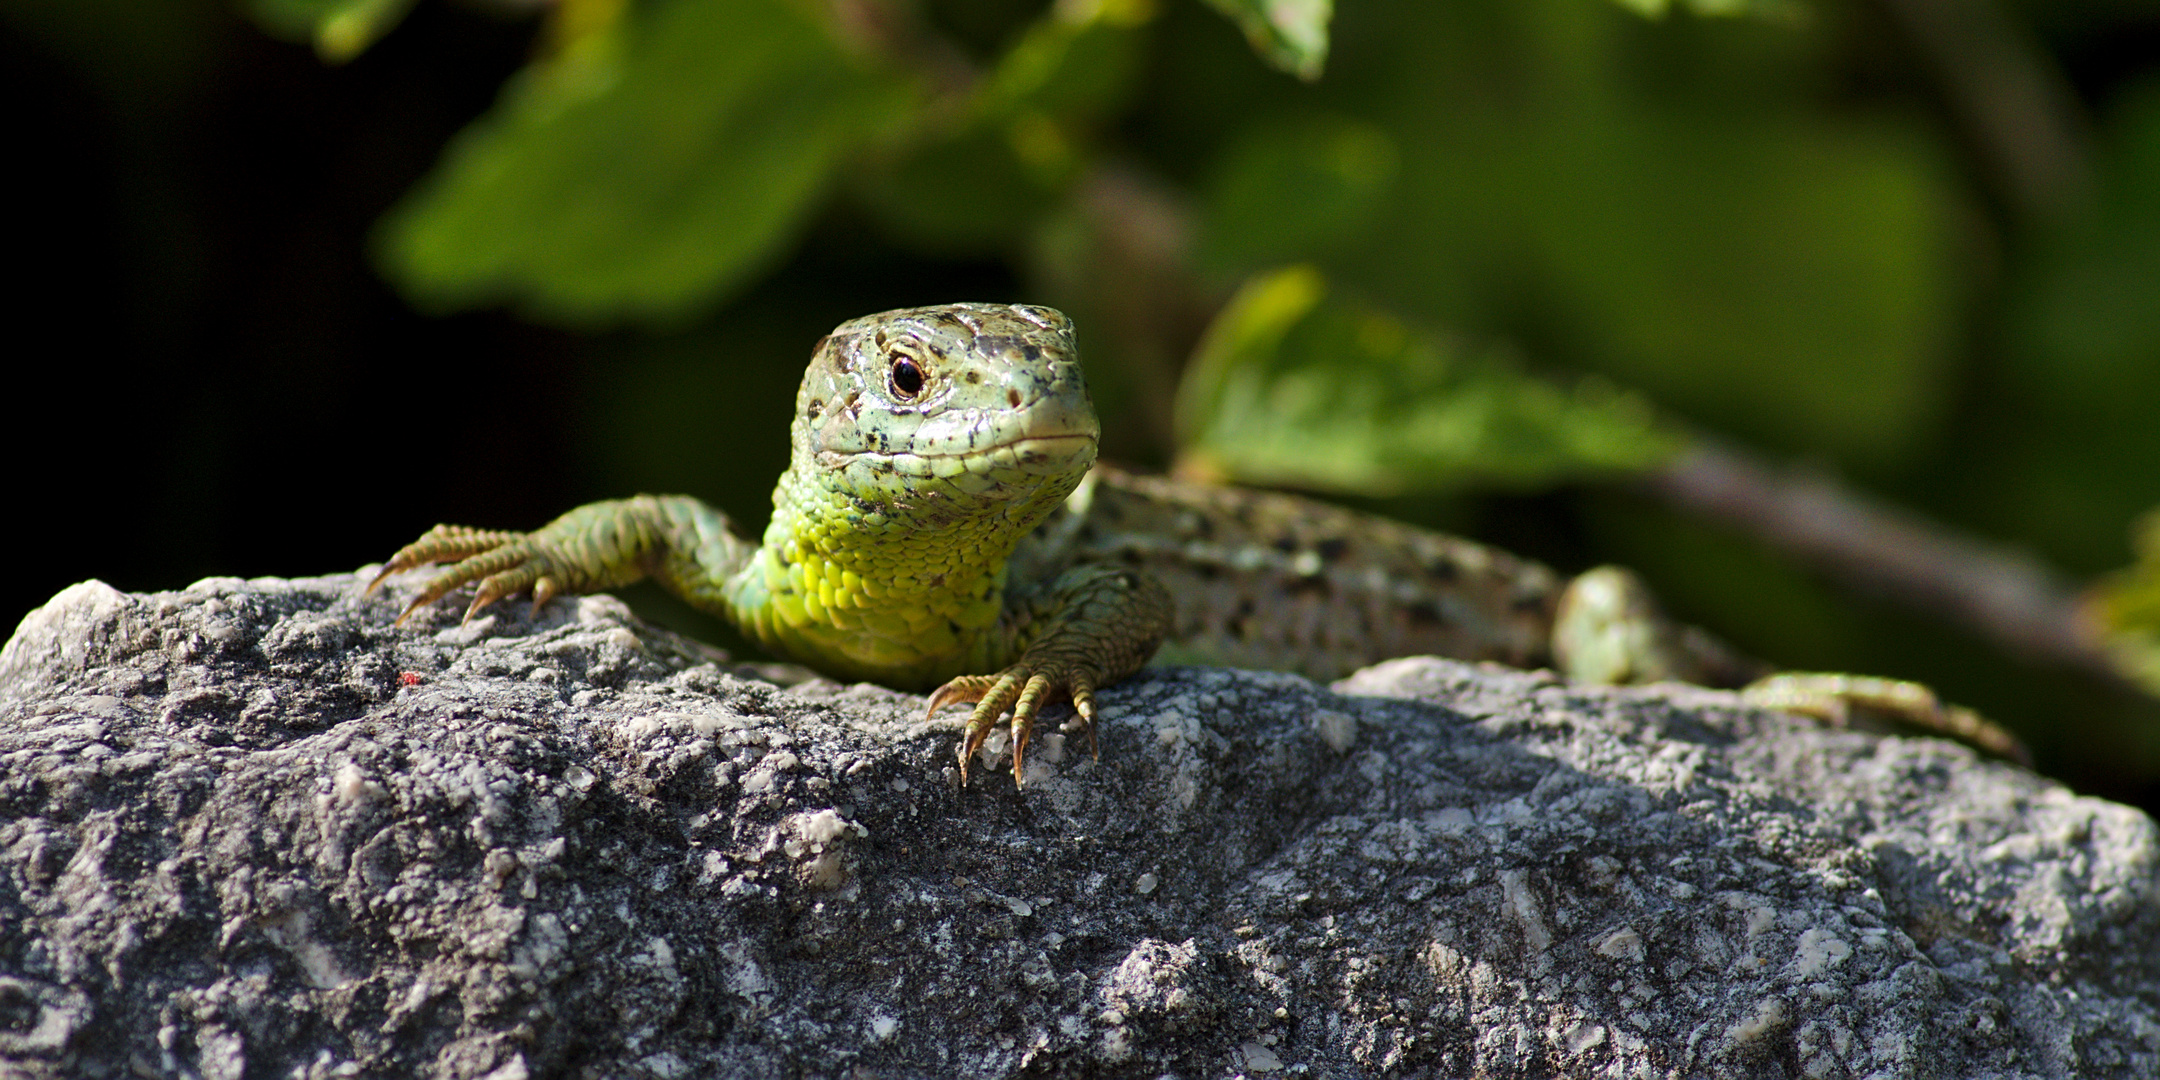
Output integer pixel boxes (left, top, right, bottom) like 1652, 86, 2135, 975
1, 573, 2157, 1079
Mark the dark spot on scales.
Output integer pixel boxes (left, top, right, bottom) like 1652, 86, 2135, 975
1272, 536, 1299, 554
1405, 601, 1443, 628
1317, 537, 1349, 561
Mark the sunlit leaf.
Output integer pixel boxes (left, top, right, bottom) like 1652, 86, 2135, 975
1198, 0, 1330, 80
2095, 510, 2160, 696
376, 0, 917, 328
1176, 266, 1681, 494
249, 0, 417, 61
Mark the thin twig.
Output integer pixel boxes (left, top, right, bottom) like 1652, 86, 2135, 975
1869, 0, 2093, 225
1643, 439, 2118, 681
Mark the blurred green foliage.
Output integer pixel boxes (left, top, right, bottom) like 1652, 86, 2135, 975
1999, 79, 2160, 568
378, 0, 919, 326
1176, 265, 1679, 493
2098, 510, 2160, 697
13, 0, 2160, 800
251, 0, 415, 60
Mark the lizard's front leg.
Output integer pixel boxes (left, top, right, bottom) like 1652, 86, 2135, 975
927, 564, 1173, 787
368, 495, 751, 623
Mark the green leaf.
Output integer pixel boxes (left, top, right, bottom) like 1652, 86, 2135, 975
1198, 0, 1330, 80
1177, 266, 1682, 494
376, 0, 917, 329
977, 0, 1150, 125
1197, 111, 1399, 278
249, 0, 418, 61
2096, 510, 2160, 697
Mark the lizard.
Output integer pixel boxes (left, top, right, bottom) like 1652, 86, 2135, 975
369, 302, 2027, 784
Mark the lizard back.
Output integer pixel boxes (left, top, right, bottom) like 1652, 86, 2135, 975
1009, 466, 1565, 681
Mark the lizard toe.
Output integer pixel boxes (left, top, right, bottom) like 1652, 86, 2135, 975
924, 674, 999, 721
1006, 672, 1060, 786
1741, 673, 2031, 766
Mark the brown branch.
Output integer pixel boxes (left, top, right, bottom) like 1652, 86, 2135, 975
1869, 0, 2093, 225
1642, 439, 2117, 680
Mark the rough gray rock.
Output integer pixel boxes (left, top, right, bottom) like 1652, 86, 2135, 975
1, 572, 2157, 1080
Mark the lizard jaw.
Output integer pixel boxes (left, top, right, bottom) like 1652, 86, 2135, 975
818, 431, 1098, 485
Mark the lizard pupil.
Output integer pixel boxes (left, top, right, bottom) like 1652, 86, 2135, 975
889, 355, 924, 398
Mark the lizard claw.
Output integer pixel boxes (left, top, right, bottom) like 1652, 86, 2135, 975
370, 524, 557, 626
927, 663, 1099, 787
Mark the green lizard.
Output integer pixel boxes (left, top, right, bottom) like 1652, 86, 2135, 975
371, 303, 2025, 783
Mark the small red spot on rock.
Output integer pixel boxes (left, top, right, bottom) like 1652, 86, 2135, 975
398, 672, 422, 688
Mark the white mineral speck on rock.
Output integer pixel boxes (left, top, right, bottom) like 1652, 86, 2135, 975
1793, 927, 1851, 977
331, 762, 381, 808
1565, 1021, 1606, 1053
795, 808, 862, 844
636, 1052, 686, 1079
1501, 869, 1551, 953
475, 1055, 530, 1080
1727, 997, 1789, 1046
1595, 927, 1645, 962
1134, 873, 1158, 895
1153, 709, 1187, 746
1311, 710, 1358, 752
1239, 1041, 1285, 1071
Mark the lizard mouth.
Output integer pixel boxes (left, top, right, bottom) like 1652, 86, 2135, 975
963, 431, 1096, 467
821, 431, 1097, 480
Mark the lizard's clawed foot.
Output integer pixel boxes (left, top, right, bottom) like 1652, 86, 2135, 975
1740, 672, 2032, 767
367, 525, 568, 625
927, 661, 1100, 787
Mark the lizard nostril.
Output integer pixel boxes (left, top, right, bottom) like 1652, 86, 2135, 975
1008, 389, 1022, 408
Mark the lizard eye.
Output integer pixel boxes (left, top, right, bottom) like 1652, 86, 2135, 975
888, 354, 925, 399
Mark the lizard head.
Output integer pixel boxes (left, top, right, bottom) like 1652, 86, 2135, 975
794, 303, 1099, 515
